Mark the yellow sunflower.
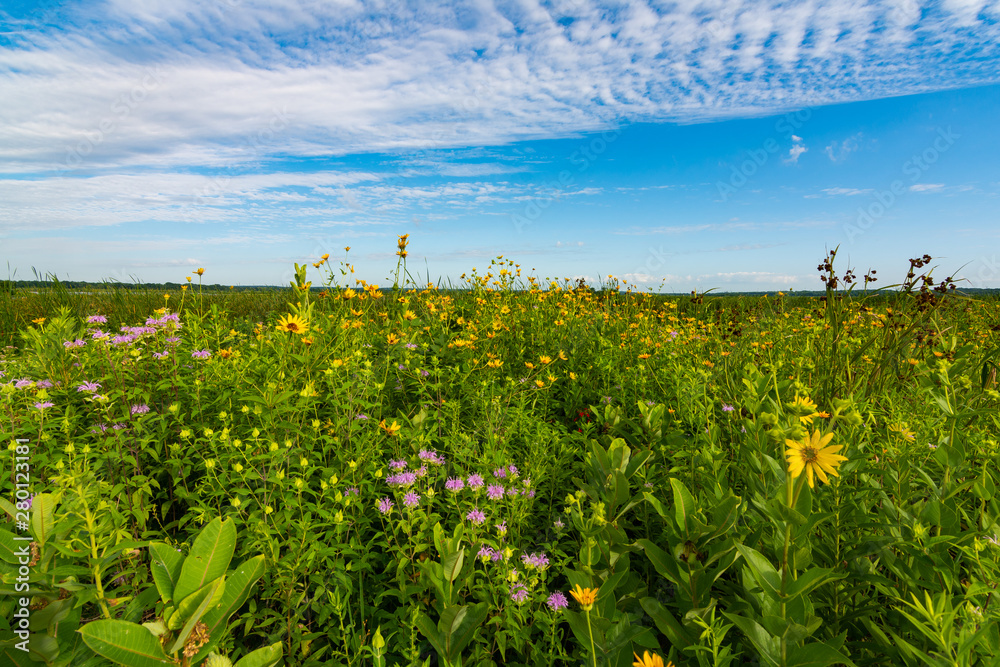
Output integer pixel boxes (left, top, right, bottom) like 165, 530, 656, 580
633, 651, 673, 667
275, 314, 309, 334
569, 584, 598, 611
785, 430, 848, 488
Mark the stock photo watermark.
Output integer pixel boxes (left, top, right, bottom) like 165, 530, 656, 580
843, 126, 959, 243
716, 109, 812, 202
61, 67, 169, 171
11, 437, 35, 653
511, 125, 626, 233
179, 107, 294, 222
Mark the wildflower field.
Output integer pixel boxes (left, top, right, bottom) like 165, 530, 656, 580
1, 246, 999, 667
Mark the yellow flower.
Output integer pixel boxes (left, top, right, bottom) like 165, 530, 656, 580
889, 424, 916, 441
194, 268, 205, 276
788, 395, 822, 424
31, 317, 45, 325
387, 333, 400, 345
276, 314, 309, 334
785, 430, 848, 488
487, 359, 504, 368
380, 420, 401, 437
539, 355, 552, 364
535, 379, 545, 388
638, 353, 651, 360
633, 651, 672, 667
569, 584, 598, 611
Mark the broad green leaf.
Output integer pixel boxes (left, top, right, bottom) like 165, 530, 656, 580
173, 517, 235, 603
784, 567, 844, 600
168, 577, 226, 654
722, 613, 780, 667
148, 543, 183, 603
233, 642, 283, 667
639, 597, 694, 648
735, 544, 781, 597
78, 620, 176, 667
190, 555, 267, 663
442, 602, 488, 662
638, 539, 685, 587
670, 478, 696, 531
30, 494, 57, 547
786, 641, 857, 667
414, 612, 446, 658
168, 578, 225, 631
442, 548, 464, 584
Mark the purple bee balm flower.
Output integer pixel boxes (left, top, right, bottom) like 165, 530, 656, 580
478, 545, 495, 560
420, 370, 430, 377
15, 379, 33, 389
521, 552, 550, 570
507, 465, 519, 478
87, 315, 107, 324
467, 473, 484, 489
466, 508, 486, 524
153, 351, 169, 359
722, 403, 735, 412
388, 460, 407, 470
546, 591, 569, 611
404, 342, 417, 349
445, 477, 465, 492
377, 497, 393, 514
493, 466, 507, 479
487, 485, 505, 501
192, 349, 211, 359
403, 492, 420, 508
419, 449, 445, 465
386, 471, 417, 486
495, 520, 507, 535
165, 336, 181, 344
510, 585, 529, 604
130, 404, 150, 415
34, 401, 54, 410
36, 379, 53, 388
355, 413, 369, 420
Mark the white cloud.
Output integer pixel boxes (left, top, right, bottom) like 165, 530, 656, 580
822, 187, 873, 196
785, 136, 807, 164
2, 0, 999, 175
910, 183, 945, 192
824, 133, 863, 161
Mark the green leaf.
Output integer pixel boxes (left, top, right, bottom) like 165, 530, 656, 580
442, 602, 488, 662
414, 612, 446, 658
30, 493, 57, 547
168, 577, 226, 654
638, 539, 685, 587
173, 517, 236, 603
784, 567, 845, 600
670, 478, 696, 532
190, 555, 267, 664
78, 620, 176, 667
168, 577, 225, 631
722, 613, 780, 667
735, 544, 781, 597
786, 641, 857, 667
639, 597, 694, 648
148, 543, 183, 603
233, 642, 283, 667
442, 548, 464, 584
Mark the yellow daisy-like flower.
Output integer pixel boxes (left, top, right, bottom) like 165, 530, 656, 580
569, 584, 598, 611
788, 395, 822, 424
194, 268, 205, 276
276, 314, 309, 334
889, 424, 916, 441
633, 651, 672, 667
379, 420, 401, 437
785, 430, 848, 488
31, 317, 45, 325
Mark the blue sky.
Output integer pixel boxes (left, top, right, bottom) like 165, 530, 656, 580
1, 0, 998, 291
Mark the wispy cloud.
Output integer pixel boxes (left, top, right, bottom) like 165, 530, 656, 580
785, 135, 807, 164
824, 133, 863, 161
3, 0, 999, 176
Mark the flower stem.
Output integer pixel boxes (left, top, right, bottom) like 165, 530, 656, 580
585, 609, 597, 667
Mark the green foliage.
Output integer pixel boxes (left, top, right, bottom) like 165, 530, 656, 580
0, 250, 998, 666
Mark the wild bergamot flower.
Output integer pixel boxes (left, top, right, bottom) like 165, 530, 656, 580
785, 430, 848, 488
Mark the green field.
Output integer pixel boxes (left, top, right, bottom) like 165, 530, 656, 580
1, 252, 999, 667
